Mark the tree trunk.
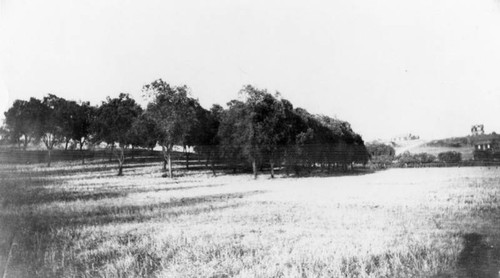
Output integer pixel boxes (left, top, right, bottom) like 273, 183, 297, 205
47, 148, 52, 167
23, 136, 29, 151
109, 144, 114, 162
205, 152, 210, 168
252, 158, 257, 179
117, 147, 124, 176
270, 160, 275, 178
162, 146, 167, 171
167, 151, 173, 178
131, 146, 135, 160
118, 162, 123, 176
80, 142, 85, 165
211, 159, 216, 176
65, 139, 69, 151
284, 152, 290, 176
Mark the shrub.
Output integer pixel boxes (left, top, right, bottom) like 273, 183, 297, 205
367, 143, 395, 157
438, 151, 462, 163
370, 155, 394, 169
415, 153, 436, 164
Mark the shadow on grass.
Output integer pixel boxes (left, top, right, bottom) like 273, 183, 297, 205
433, 233, 500, 278
210, 167, 377, 179
0, 189, 265, 278
0, 189, 265, 277
13, 190, 265, 230
284, 168, 377, 178
10, 163, 158, 177
1, 179, 227, 206
455, 233, 500, 278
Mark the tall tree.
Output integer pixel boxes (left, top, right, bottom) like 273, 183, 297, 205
192, 104, 223, 175
128, 113, 161, 152
70, 102, 96, 164
244, 87, 287, 178
40, 94, 68, 167
143, 79, 197, 178
93, 93, 142, 176
218, 85, 288, 178
217, 100, 249, 174
3, 98, 45, 150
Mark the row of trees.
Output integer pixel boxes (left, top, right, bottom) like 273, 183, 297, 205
2, 95, 95, 166
473, 149, 500, 161
2, 80, 370, 177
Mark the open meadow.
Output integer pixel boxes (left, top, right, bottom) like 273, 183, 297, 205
1, 161, 499, 277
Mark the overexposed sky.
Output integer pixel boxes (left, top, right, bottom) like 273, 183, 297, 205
1, 0, 500, 140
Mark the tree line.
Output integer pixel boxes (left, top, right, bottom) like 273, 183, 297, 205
366, 142, 466, 168
1, 80, 369, 177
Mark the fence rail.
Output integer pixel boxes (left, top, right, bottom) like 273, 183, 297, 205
0, 149, 193, 164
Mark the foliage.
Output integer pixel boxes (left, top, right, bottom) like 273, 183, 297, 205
367, 142, 395, 157
473, 149, 500, 161
218, 85, 369, 177
3, 98, 46, 150
68, 101, 96, 151
143, 79, 199, 177
93, 93, 142, 175
128, 113, 161, 150
367, 142, 396, 168
2, 82, 369, 177
438, 151, 462, 164
191, 104, 224, 174
415, 152, 437, 164
39, 94, 70, 166
0, 127, 9, 145
396, 151, 436, 167
370, 155, 394, 168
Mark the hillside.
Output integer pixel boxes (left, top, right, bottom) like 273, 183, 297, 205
392, 138, 475, 160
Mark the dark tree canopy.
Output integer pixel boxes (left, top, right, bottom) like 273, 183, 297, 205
2, 82, 369, 178
93, 93, 142, 175
218, 85, 369, 178
3, 98, 45, 150
438, 151, 462, 164
143, 79, 199, 177
367, 142, 396, 157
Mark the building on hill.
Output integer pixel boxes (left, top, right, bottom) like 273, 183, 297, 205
470, 134, 499, 151
471, 124, 484, 136
391, 133, 419, 142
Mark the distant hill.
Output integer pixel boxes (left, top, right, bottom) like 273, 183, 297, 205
425, 137, 470, 148
389, 134, 500, 161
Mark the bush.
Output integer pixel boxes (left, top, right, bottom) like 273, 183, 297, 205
395, 152, 436, 167
474, 150, 500, 161
415, 153, 436, 164
370, 155, 394, 169
438, 151, 462, 163
367, 143, 395, 157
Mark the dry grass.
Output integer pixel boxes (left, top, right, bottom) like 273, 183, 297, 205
0, 161, 499, 277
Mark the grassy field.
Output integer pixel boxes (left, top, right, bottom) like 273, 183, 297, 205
0, 161, 499, 277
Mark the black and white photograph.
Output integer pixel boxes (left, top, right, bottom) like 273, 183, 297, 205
1, 0, 500, 277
